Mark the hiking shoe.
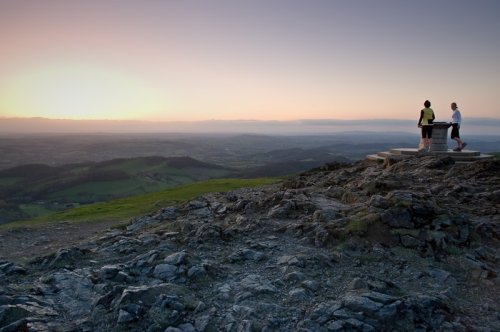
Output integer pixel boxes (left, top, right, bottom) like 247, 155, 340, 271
453, 147, 461, 152
461, 142, 467, 149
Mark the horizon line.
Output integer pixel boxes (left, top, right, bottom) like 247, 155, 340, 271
2, 116, 500, 123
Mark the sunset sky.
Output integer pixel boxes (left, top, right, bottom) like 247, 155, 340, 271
0, 0, 499, 122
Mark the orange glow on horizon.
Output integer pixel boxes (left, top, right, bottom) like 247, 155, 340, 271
0, 63, 169, 120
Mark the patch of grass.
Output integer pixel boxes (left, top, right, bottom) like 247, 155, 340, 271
491, 152, 500, 160
1, 177, 280, 230
344, 213, 380, 236
0, 176, 22, 186
344, 219, 369, 235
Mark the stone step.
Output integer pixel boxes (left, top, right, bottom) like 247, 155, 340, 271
448, 154, 495, 162
366, 148, 495, 164
366, 154, 385, 162
390, 148, 481, 157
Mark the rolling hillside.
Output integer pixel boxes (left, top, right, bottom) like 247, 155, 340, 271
1, 177, 279, 229
0, 156, 236, 223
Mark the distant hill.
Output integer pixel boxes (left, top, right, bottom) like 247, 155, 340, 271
0, 156, 235, 224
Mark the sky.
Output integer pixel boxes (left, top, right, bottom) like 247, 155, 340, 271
0, 0, 499, 123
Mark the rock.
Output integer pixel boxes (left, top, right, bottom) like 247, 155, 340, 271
98, 264, 121, 280
312, 208, 337, 222
342, 294, 384, 316
369, 194, 389, 209
239, 275, 277, 294
381, 208, 414, 228
153, 264, 179, 281
277, 255, 303, 267
361, 291, 398, 305
164, 251, 188, 265
348, 277, 367, 290
267, 200, 295, 218
301, 280, 320, 291
48, 270, 94, 318
0, 305, 30, 327
177, 322, 196, 332
228, 249, 265, 263
0, 262, 26, 276
117, 309, 135, 323
311, 301, 342, 323
127, 216, 161, 232
187, 266, 206, 279
164, 327, 182, 332
284, 271, 305, 283
160, 207, 180, 220
117, 283, 181, 307
400, 234, 422, 248
288, 288, 308, 301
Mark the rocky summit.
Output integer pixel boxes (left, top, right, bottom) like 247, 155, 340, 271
1, 155, 499, 332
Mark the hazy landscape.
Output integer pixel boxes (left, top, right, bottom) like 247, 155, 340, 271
1, 131, 499, 225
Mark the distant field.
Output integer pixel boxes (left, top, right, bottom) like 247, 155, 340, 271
492, 152, 500, 160
1, 177, 280, 229
0, 156, 237, 223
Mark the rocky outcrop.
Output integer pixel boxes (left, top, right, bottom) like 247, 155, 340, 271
1, 156, 499, 331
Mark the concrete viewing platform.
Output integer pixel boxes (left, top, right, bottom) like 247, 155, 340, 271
366, 148, 495, 163
367, 122, 494, 163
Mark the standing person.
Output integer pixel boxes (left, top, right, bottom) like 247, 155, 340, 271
417, 100, 435, 152
451, 102, 467, 151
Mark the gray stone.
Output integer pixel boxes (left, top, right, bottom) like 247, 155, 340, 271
117, 309, 134, 323
268, 201, 295, 218
277, 255, 302, 267
361, 291, 398, 305
343, 294, 383, 316
228, 249, 265, 263
164, 327, 182, 332
381, 209, 414, 228
288, 288, 308, 300
348, 277, 367, 290
99, 264, 121, 280
427, 267, 456, 285
49, 270, 94, 318
369, 194, 389, 209
195, 314, 211, 331
325, 320, 345, 331
284, 271, 305, 283
187, 266, 206, 279
127, 216, 160, 232
0, 305, 30, 327
117, 283, 179, 307
153, 264, 178, 281
312, 208, 337, 222
178, 323, 196, 332
164, 251, 187, 265
301, 280, 320, 291
161, 207, 180, 220
240, 274, 277, 294
0, 262, 26, 276
311, 301, 342, 323
400, 234, 422, 248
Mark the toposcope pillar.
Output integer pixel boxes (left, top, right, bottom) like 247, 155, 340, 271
431, 122, 452, 151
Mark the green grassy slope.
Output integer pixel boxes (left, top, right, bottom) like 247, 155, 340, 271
1, 177, 279, 229
0, 156, 238, 222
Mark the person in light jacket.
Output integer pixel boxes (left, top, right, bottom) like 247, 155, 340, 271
450, 102, 467, 151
